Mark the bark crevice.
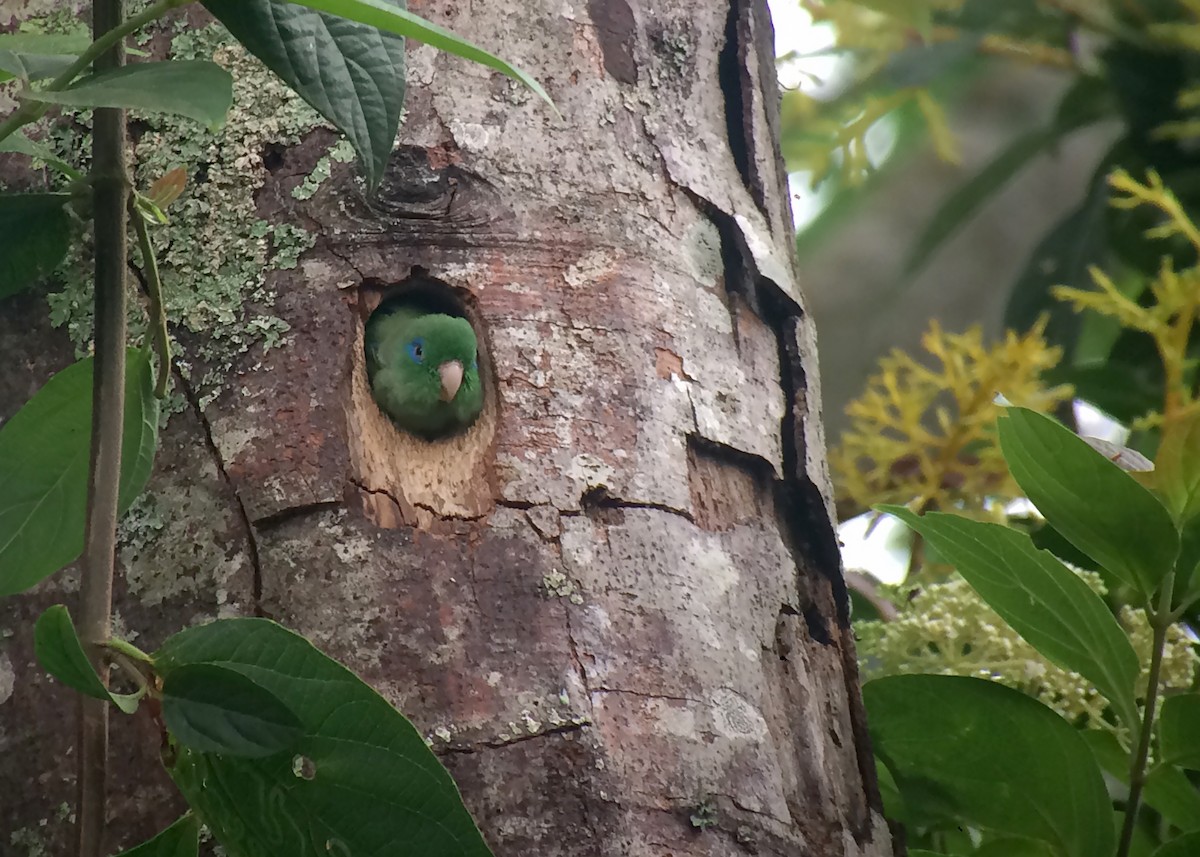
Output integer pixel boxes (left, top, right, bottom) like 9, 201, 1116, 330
174, 364, 265, 616
434, 721, 591, 755
253, 500, 345, 532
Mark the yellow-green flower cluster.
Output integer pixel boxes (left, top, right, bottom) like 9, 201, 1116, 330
1054, 170, 1200, 426
857, 573, 1198, 734
830, 321, 1072, 517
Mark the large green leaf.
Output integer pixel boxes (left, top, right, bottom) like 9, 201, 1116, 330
874, 756, 907, 822
882, 506, 1140, 730
0, 31, 88, 83
974, 840, 1055, 857
162, 663, 304, 758
0, 350, 159, 596
112, 813, 200, 857
1160, 694, 1200, 770
25, 61, 233, 131
1083, 729, 1200, 832
875, 36, 979, 89
1153, 833, 1200, 857
1004, 145, 1117, 343
201, 0, 405, 193
34, 604, 140, 713
0, 194, 71, 299
905, 77, 1112, 275
0, 51, 75, 83
865, 674, 1113, 857
1144, 766, 1200, 832
0, 33, 90, 57
155, 618, 493, 856
998, 407, 1179, 598
273, 0, 552, 110
1055, 360, 1163, 427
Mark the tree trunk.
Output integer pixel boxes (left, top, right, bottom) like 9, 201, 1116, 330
0, 1, 894, 855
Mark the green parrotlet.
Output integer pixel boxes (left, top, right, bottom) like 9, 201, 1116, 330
365, 301, 484, 439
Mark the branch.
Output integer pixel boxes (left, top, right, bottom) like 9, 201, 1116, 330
76, 0, 128, 854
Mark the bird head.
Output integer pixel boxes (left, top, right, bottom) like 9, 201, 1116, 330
394, 314, 479, 405
365, 305, 485, 438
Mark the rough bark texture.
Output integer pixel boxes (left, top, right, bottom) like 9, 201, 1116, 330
0, 1, 894, 855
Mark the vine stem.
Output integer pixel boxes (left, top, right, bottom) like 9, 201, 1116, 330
0, 0, 191, 146
76, 0, 127, 854
1116, 571, 1176, 857
131, 200, 171, 397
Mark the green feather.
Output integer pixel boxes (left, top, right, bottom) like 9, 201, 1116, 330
365, 303, 484, 439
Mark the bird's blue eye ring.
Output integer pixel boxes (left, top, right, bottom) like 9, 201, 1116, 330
407, 338, 425, 364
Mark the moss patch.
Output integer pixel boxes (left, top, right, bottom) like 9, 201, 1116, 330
29, 10, 345, 405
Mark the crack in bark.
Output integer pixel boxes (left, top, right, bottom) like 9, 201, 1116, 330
172, 365, 265, 617
433, 721, 590, 755
351, 478, 489, 527
412, 499, 487, 522
592, 685, 701, 705
563, 602, 594, 710
659, 65, 884, 841
718, 0, 755, 201
253, 500, 344, 532
325, 240, 366, 280
571, 486, 695, 524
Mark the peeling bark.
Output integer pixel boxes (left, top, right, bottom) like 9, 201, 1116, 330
0, 1, 894, 854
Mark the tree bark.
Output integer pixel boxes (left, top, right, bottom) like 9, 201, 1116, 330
0, 1, 894, 855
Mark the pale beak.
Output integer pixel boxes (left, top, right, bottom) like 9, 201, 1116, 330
438, 359, 464, 402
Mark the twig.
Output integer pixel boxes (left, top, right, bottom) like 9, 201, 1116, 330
130, 201, 171, 397
1116, 572, 1176, 857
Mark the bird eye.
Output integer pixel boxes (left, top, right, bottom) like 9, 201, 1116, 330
407, 338, 425, 364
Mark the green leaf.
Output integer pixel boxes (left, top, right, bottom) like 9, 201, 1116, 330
201, 0, 404, 193
1083, 730, 1200, 832
1152, 833, 1200, 857
974, 840, 1055, 857
0, 32, 90, 56
865, 674, 1113, 857
875, 36, 979, 89
1160, 694, 1200, 770
906, 77, 1111, 275
1174, 517, 1200, 610
1004, 145, 1116, 343
0, 51, 75, 83
0, 194, 71, 299
0, 32, 88, 83
1144, 766, 1200, 832
34, 604, 139, 713
881, 506, 1140, 730
998, 407, 1179, 598
24, 61, 233, 131
118, 352, 160, 514
0, 350, 159, 596
273, 0, 554, 112
0, 132, 82, 179
875, 756, 907, 822
905, 128, 1050, 275
1054, 361, 1162, 427
155, 618, 493, 856
162, 663, 304, 758
112, 813, 200, 857
1154, 411, 1200, 526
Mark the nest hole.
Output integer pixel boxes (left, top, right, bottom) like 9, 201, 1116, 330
349, 269, 497, 530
